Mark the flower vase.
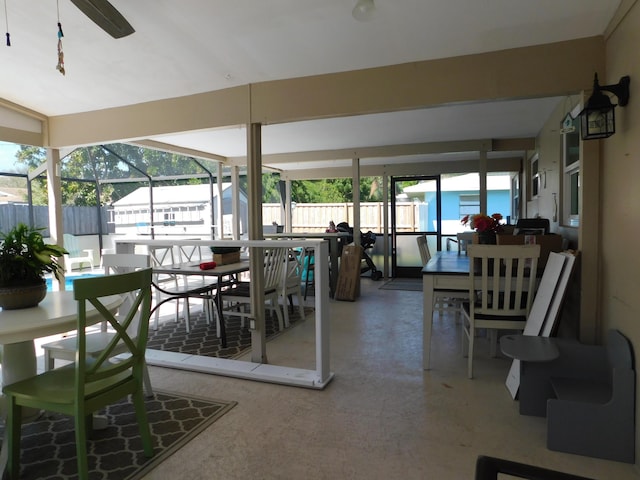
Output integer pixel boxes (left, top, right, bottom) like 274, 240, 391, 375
474, 232, 497, 245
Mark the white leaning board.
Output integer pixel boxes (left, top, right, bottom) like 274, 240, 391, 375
505, 252, 575, 399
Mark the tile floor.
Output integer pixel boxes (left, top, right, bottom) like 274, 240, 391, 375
39, 279, 640, 479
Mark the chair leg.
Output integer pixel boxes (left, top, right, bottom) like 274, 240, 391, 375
7, 398, 22, 480
132, 388, 155, 458
467, 327, 475, 379
296, 291, 305, 319
44, 349, 55, 371
142, 362, 154, 398
283, 297, 291, 328
489, 330, 498, 357
272, 298, 284, 331
75, 412, 89, 479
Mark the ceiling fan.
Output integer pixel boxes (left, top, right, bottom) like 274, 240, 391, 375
69, 0, 134, 38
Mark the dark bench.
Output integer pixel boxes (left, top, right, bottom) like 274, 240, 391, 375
546, 329, 635, 463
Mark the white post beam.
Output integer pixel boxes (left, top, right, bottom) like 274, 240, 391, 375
479, 149, 488, 214
231, 165, 241, 240
352, 158, 361, 247
247, 123, 267, 363
383, 173, 389, 279
216, 162, 224, 239
46, 149, 64, 291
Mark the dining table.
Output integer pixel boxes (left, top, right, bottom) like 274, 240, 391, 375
151, 260, 251, 347
0, 290, 123, 388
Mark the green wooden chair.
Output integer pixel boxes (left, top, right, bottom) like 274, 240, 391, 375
3, 268, 155, 479
41, 253, 154, 397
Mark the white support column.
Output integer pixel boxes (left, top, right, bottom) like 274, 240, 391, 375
216, 162, 224, 240
46, 149, 64, 290
231, 165, 241, 240
314, 240, 331, 383
479, 149, 488, 214
247, 123, 267, 364
382, 173, 389, 279
352, 158, 361, 246
285, 179, 292, 232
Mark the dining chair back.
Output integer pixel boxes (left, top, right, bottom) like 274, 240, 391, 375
417, 234, 431, 265
41, 253, 154, 396
418, 235, 468, 321
147, 244, 183, 329
456, 231, 474, 255
3, 268, 155, 479
224, 247, 286, 330
463, 244, 540, 378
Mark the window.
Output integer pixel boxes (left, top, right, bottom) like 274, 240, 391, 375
563, 106, 581, 226
459, 194, 479, 218
511, 174, 520, 224
531, 155, 540, 198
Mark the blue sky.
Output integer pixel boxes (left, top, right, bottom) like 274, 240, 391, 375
0, 142, 20, 171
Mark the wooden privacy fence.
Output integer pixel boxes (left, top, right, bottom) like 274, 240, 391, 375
262, 202, 421, 233
0, 204, 108, 236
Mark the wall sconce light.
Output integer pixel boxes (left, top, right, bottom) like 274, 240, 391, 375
579, 73, 630, 140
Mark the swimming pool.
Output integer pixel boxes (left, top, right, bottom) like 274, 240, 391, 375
45, 274, 101, 291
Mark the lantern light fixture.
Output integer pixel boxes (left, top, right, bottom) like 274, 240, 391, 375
579, 73, 630, 140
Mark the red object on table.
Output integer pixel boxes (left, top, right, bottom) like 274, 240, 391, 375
199, 261, 217, 270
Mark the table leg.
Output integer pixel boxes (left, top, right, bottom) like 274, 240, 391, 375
0, 341, 40, 477
216, 281, 227, 348
2, 342, 37, 388
423, 275, 435, 370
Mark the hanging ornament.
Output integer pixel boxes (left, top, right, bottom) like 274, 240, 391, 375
4, 0, 10, 46
56, 1, 65, 75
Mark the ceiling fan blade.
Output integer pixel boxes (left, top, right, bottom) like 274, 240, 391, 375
69, 0, 135, 39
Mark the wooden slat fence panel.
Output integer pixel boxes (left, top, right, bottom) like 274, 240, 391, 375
262, 202, 417, 233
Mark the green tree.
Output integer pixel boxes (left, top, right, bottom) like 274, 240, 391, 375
290, 177, 384, 203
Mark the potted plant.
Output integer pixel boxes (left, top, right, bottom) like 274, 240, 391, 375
460, 213, 504, 244
0, 223, 68, 309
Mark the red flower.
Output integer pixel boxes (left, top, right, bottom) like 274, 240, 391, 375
460, 213, 504, 233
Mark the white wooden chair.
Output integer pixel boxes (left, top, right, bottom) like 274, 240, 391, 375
463, 244, 540, 379
417, 235, 469, 319
40, 253, 154, 396
224, 247, 286, 331
456, 231, 474, 255
147, 244, 185, 331
63, 233, 94, 273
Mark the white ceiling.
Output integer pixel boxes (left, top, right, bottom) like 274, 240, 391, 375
0, 0, 622, 167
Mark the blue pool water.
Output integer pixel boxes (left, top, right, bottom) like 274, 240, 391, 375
45, 274, 101, 291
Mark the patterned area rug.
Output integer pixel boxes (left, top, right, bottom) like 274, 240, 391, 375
3, 390, 236, 480
379, 278, 423, 291
147, 305, 312, 359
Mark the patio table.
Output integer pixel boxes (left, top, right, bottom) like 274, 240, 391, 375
152, 260, 250, 347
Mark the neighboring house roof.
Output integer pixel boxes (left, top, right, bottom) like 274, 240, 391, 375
402, 174, 511, 194
113, 183, 235, 207
0, 188, 27, 203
